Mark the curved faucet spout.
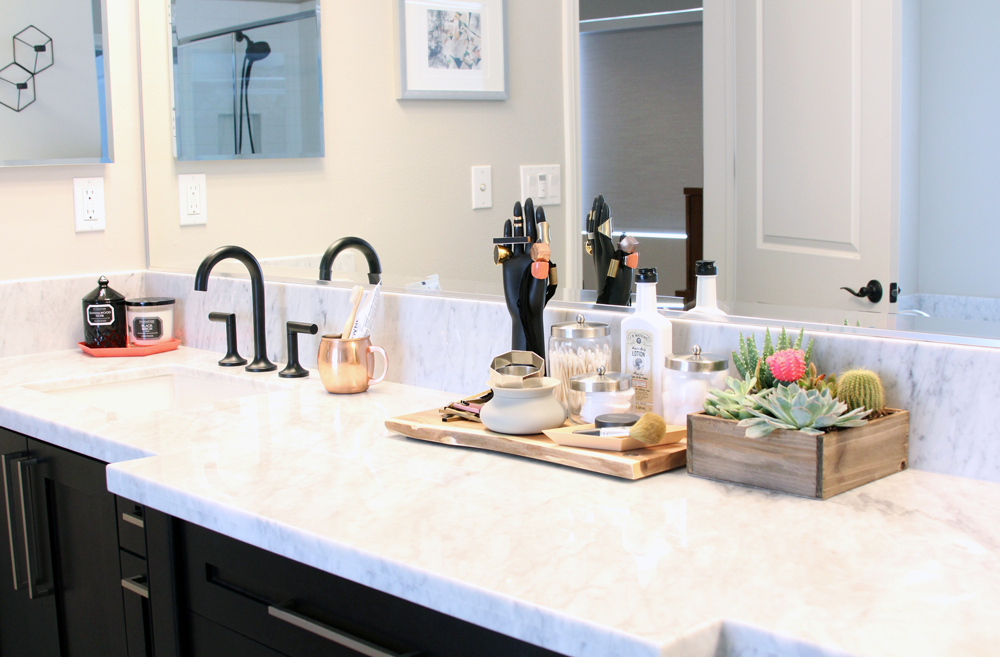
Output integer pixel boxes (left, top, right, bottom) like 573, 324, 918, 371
319, 237, 382, 285
195, 245, 276, 372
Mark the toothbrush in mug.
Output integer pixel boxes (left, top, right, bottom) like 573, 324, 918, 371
341, 285, 363, 338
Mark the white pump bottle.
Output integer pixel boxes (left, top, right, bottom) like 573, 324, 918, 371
620, 268, 672, 415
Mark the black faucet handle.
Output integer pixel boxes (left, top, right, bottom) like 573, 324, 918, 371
209, 312, 248, 367
279, 321, 319, 379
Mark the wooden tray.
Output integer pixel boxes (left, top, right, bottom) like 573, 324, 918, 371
78, 338, 181, 358
385, 409, 686, 480
687, 409, 909, 499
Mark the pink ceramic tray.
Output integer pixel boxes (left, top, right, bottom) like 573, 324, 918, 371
78, 338, 181, 358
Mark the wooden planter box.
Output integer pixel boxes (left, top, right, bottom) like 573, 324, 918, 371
686, 409, 909, 499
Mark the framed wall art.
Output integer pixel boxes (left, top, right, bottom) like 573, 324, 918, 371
395, 0, 508, 100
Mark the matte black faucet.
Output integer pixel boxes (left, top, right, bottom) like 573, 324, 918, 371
194, 245, 276, 372
319, 237, 382, 284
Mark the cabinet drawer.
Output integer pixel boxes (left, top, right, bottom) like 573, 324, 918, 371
179, 522, 564, 657
117, 497, 146, 557
188, 611, 288, 657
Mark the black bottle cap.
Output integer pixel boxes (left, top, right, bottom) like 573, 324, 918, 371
635, 268, 658, 283
695, 260, 718, 276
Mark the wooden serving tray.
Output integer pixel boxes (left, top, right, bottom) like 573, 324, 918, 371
385, 409, 686, 480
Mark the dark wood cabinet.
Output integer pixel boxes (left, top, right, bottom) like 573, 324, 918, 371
1, 428, 129, 657
177, 521, 564, 657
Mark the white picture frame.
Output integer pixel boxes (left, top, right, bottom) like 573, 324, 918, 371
395, 0, 509, 100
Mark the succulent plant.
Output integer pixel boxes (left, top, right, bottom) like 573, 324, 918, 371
767, 348, 806, 383
732, 327, 814, 392
837, 368, 886, 415
797, 362, 837, 396
703, 375, 761, 420
737, 383, 870, 438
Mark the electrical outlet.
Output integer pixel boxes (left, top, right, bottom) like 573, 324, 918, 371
178, 174, 207, 225
74, 178, 105, 232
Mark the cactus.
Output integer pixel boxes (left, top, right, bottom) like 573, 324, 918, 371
798, 362, 837, 396
837, 368, 885, 415
738, 384, 870, 438
703, 375, 762, 420
732, 327, 813, 392
767, 349, 806, 383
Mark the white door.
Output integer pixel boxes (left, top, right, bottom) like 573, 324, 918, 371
726, 0, 901, 318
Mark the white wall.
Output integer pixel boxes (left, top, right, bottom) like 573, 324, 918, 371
918, 0, 1000, 298
141, 0, 567, 290
0, 0, 147, 281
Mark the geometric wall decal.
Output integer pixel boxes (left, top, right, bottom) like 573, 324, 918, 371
1, 26, 53, 112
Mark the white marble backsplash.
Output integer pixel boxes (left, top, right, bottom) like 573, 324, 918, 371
7, 269, 1000, 484
0, 271, 144, 359
900, 292, 1000, 322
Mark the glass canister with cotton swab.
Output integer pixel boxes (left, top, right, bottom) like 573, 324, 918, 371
547, 314, 612, 418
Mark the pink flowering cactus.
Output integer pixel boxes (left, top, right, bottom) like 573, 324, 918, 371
766, 348, 806, 383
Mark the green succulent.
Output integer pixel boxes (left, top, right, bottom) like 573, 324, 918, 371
732, 327, 814, 392
837, 368, 885, 415
797, 362, 837, 396
703, 375, 762, 420
737, 383, 870, 438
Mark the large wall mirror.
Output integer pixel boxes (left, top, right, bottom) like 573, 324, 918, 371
0, 0, 114, 166
170, 0, 323, 161
134, 0, 1000, 347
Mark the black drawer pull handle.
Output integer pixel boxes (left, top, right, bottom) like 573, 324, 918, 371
267, 605, 419, 657
17, 459, 52, 599
121, 575, 150, 599
2, 452, 26, 591
122, 511, 145, 529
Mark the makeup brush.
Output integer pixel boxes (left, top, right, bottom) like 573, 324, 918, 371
341, 285, 364, 338
629, 413, 668, 445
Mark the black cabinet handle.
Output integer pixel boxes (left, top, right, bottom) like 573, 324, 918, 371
121, 574, 150, 599
840, 280, 883, 303
2, 451, 25, 590
267, 604, 419, 657
122, 511, 145, 529
16, 458, 52, 599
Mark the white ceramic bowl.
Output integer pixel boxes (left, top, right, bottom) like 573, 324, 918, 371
480, 378, 567, 435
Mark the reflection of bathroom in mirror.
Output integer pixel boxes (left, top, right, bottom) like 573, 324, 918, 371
0, 0, 114, 166
136, 0, 1000, 345
170, 0, 323, 160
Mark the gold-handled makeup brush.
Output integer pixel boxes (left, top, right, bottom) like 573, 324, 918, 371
341, 285, 363, 338
629, 413, 668, 445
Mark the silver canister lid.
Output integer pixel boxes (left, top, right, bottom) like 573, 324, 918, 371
666, 345, 728, 372
569, 366, 632, 392
551, 313, 610, 339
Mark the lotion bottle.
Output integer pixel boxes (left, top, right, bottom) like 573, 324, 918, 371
620, 268, 672, 415
690, 260, 727, 315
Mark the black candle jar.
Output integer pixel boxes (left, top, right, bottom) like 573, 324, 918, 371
82, 276, 127, 348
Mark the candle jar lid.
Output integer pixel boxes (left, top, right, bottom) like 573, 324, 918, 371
551, 314, 610, 339
570, 366, 632, 392
125, 297, 175, 307
666, 345, 728, 372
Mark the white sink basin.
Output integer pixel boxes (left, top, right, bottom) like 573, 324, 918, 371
25, 365, 290, 417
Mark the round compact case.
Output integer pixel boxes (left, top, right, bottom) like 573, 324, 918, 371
125, 297, 175, 345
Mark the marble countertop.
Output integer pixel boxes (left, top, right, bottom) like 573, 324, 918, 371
0, 348, 997, 657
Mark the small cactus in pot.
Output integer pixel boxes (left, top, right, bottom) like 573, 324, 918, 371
797, 362, 837, 396
837, 369, 886, 416
766, 349, 806, 384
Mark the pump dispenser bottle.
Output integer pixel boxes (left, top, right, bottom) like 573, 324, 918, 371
690, 260, 727, 315
620, 268, 672, 415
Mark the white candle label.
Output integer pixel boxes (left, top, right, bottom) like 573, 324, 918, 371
87, 304, 115, 326
133, 317, 163, 340
625, 329, 653, 412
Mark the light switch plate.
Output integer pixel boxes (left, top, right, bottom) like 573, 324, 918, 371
178, 174, 208, 226
472, 166, 492, 209
519, 165, 561, 206
74, 177, 105, 232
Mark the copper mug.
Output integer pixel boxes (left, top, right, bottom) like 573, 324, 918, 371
317, 335, 388, 394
